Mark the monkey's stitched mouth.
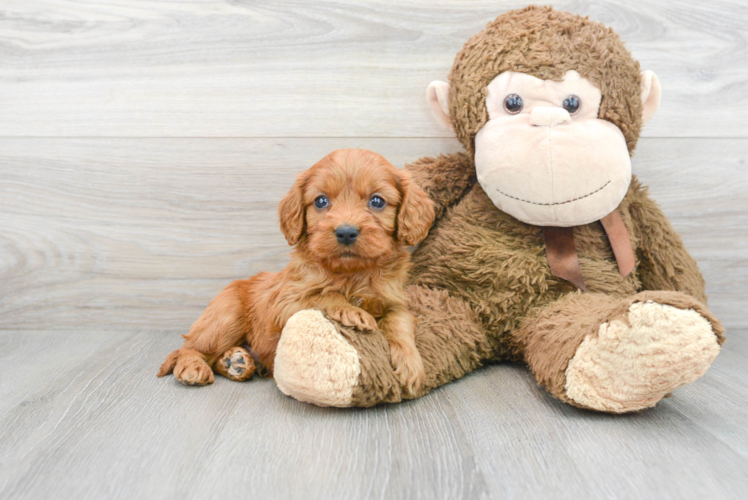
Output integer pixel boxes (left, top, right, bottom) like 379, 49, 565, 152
495, 180, 611, 206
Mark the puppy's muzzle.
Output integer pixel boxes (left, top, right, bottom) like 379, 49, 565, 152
335, 225, 359, 246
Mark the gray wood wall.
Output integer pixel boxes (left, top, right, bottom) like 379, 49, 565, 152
1, 0, 746, 332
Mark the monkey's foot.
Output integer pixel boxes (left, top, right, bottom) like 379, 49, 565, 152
274, 310, 361, 407
564, 300, 721, 413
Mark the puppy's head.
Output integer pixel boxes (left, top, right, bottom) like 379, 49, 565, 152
278, 149, 435, 272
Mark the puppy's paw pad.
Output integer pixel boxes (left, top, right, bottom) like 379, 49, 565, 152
218, 347, 256, 382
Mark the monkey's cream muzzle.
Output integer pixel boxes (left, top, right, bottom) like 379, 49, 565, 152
529, 106, 571, 127
474, 70, 632, 227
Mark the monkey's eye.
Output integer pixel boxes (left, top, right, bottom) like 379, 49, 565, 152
369, 195, 386, 210
314, 195, 329, 209
503, 94, 523, 114
562, 95, 581, 114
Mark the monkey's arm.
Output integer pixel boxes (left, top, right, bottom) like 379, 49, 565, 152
405, 152, 476, 220
627, 179, 707, 303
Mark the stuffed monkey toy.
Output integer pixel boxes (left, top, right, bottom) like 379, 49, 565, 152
271, 6, 725, 413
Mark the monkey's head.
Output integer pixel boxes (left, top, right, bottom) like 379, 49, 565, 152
427, 6, 661, 227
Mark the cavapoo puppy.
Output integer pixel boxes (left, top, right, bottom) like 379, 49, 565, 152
158, 148, 435, 394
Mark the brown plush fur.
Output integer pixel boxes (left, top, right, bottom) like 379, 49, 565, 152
449, 5, 643, 157
158, 149, 435, 392
292, 7, 723, 410
342, 286, 496, 407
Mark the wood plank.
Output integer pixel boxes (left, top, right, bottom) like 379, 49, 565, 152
445, 350, 748, 499
0, 0, 746, 138
632, 139, 748, 330
668, 337, 748, 459
0, 330, 487, 500
0, 329, 745, 499
0, 329, 136, 414
1, 137, 744, 331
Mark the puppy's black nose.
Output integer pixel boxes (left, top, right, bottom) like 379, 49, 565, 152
335, 225, 359, 246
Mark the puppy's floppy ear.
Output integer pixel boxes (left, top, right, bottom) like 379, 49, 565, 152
278, 170, 309, 246
397, 170, 435, 246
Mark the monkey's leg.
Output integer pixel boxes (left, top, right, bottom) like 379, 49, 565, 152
273, 286, 494, 407
157, 280, 251, 386
514, 291, 725, 413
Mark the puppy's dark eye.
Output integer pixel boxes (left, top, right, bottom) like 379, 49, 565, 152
369, 195, 386, 209
314, 195, 329, 209
562, 95, 580, 114
503, 94, 523, 114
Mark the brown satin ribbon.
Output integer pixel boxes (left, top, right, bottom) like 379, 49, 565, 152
543, 209, 635, 290
600, 210, 635, 278
543, 226, 586, 291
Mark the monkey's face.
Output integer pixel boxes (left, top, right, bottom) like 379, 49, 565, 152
474, 70, 631, 227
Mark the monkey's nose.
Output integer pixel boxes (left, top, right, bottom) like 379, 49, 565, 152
335, 225, 359, 246
530, 107, 571, 127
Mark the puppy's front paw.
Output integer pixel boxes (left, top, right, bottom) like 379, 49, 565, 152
174, 355, 214, 386
390, 343, 425, 396
326, 306, 378, 332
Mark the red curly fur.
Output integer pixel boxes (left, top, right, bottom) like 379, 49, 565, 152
158, 149, 435, 393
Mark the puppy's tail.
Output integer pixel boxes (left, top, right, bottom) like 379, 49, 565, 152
157, 349, 180, 377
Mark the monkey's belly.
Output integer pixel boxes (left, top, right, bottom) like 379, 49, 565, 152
409, 188, 639, 341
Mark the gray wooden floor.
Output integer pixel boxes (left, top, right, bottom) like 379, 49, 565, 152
1, 330, 747, 499
1, 1, 747, 499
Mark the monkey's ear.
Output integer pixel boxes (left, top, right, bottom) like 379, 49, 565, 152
427, 81, 454, 131
278, 171, 308, 246
397, 170, 436, 246
640, 70, 661, 126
